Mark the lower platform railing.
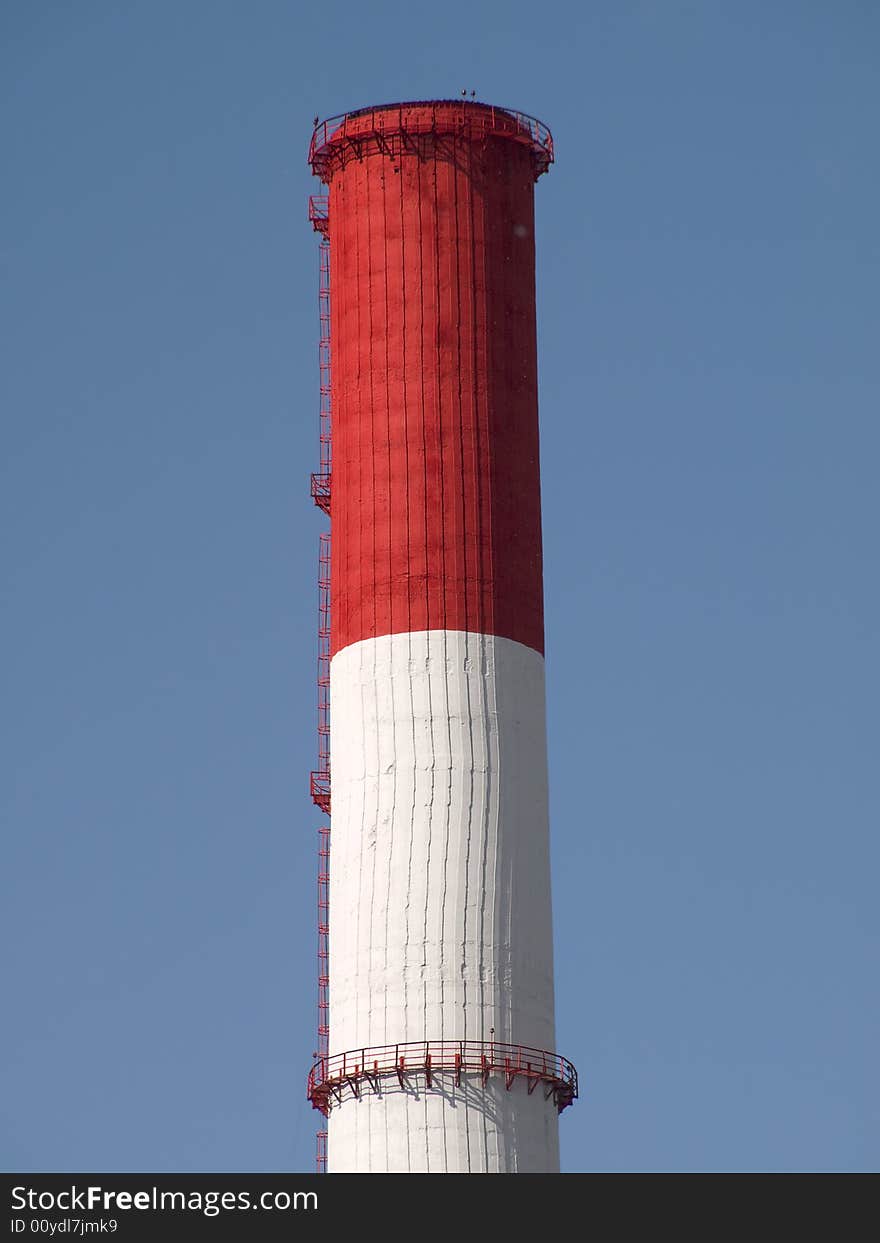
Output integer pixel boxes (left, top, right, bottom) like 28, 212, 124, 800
307, 1039, 578, 1117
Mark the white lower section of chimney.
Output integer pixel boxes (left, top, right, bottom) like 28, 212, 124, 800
326, 629, 559, 1173
328, 1079, 560, 1173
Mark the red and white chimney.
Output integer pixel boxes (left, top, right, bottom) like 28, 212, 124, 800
306, 100, 576, 1174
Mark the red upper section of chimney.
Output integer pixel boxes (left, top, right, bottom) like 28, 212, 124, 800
310, 101, 553, 659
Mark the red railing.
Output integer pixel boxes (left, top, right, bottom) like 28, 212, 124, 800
315, 1129, 327, 1175
309, 532, 331, 815
316, 825, 330, 1055
307, 1039, 578, 1117
314, 824, 330, 1174
309, 101, 554, 181
309, 215, 331, 515
307, 195, 333, 1174
308, 193, 329, 238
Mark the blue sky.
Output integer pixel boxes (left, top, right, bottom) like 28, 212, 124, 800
2, 1, 877, 1173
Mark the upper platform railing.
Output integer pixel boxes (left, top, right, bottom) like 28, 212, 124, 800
309, 101, 554, 181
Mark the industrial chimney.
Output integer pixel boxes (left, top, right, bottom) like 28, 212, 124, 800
305, 100, 576, 1174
